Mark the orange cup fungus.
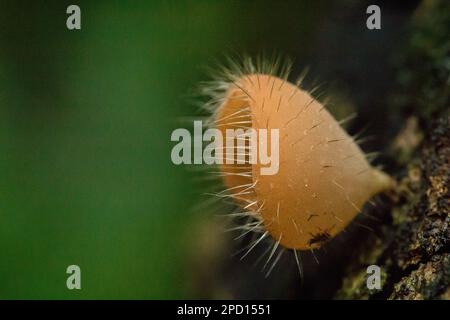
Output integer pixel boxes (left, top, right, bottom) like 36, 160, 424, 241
211, 68, 393, 251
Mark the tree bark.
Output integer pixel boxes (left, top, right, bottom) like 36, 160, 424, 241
337, 0, 449, 299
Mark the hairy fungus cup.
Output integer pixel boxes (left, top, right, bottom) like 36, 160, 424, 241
212, 71, 393, 251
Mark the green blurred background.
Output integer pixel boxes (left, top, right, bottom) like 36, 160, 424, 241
0, 0, 422, 299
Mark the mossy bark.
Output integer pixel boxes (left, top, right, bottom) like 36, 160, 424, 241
336, 117, 449, 299
336, 0, 449, 300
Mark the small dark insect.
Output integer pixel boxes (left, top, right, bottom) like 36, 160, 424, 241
308, 231, 331, 247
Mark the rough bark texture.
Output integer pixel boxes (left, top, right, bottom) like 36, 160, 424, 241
336, 117, 449, 299
336, 0, 449, 300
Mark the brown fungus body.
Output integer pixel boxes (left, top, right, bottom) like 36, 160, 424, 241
214, 74, 393, 251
